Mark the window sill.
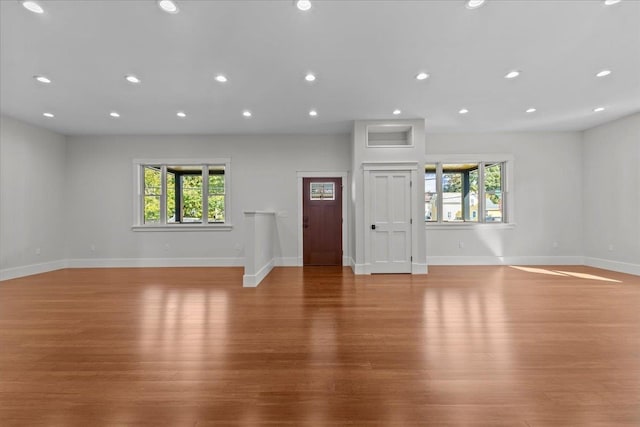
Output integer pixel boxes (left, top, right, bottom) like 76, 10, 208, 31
132, 224, 233, 232
425, 222, 516, 230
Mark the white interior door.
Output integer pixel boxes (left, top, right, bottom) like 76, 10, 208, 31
370, 171, 412, 273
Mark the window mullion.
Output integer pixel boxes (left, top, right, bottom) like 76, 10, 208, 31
501, 162, 507, 223
478, 162, 485, 223
202, 166, 209, 224
139, 165, 145, 225
160, 165, 167, 224
436, 163, 443, 224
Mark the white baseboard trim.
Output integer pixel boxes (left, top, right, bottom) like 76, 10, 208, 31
275, 257, 298, 267
412, 262, 429, 275
67, 257, 244, 268
426, 256, 585, 266
0, 259, 67, 281
353, 263, 368, 275
283, 257, 350, 267
349, 257, 356, 273
243, 259, 275, 287
584, 257, 640, 277
352, 262, 428, 275
10, 256, 635, 283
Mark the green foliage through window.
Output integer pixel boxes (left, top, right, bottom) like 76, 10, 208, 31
144, 166, 161, 223
142, 164, 226, 225
208, 174, 225, 222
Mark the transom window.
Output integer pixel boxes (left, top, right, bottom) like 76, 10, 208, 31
425, 160, 508, 224
134, 159, 231, 229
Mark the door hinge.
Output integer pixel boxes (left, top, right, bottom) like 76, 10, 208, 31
410, 218, 413, 224
411, 256, 413, 261
410, 180, 413, 187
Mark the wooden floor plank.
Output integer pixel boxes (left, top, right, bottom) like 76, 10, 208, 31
1, 265, 639, 426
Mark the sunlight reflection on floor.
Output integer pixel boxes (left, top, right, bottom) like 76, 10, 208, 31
509, 266, 621, 283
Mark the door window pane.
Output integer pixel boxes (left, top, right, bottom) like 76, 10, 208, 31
310, 182, 335, 200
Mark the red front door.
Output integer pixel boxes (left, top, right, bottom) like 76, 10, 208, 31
303, 177, 342, 266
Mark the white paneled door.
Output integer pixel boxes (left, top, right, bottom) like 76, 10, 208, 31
370, 171, 412, 273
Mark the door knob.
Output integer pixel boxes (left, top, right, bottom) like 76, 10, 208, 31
371, 224, 376, 230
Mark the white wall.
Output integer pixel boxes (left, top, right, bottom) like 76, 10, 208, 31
582, 113, 640, 275
2, 114, 637, 279
0, 116, 68, 279
425, 132, 584, 265
243, 211, 276, 287
64, 134, 350, 267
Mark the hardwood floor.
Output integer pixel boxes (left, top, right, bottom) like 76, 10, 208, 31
1, 266, 639, 426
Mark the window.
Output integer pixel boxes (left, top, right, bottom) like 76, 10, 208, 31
143, 166, 162, 224
484, 163, 504, 222
425, 164, 438, 221
310, 182, 335, 200
134, 159, 231, 229
425, 159, 509, 225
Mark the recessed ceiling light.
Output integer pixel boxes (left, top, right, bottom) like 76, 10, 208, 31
243, 110, 252, 118
459, 108, 469, 115
177, 111, 186, 118
21, 1, 44, 14
110, 111, 120, 118
215, 74, 228, 83
415, 72, 429, 81
593, 107, 605, 113
604, 0, 621, 5
309, 110, 318, 117
158, 0, 179, 14
596, 69, 612, 77
504, 70, 520, 79
466, 0, 486, 10
34, 75, 51, 84
305, 73, 316, 82
393, 109, 402, 115
296, 0, 312, 11
125, 75, 141, 84
526, 108, 537, 113
43, 112, 54, 118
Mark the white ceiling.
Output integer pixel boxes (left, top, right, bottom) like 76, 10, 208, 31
1, 0, 639, 135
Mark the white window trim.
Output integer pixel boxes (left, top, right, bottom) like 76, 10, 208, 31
132, 158, 232, 231
424, 154, 515, 229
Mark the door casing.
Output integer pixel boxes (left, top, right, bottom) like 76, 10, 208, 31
363, 162, 420, 274
368, 170, 412, 273
302, 177, 343, 266
297, 171, 349, 267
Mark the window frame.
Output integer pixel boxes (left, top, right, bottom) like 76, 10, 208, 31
132, 158, 232, 231
425, 154, 514, 228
